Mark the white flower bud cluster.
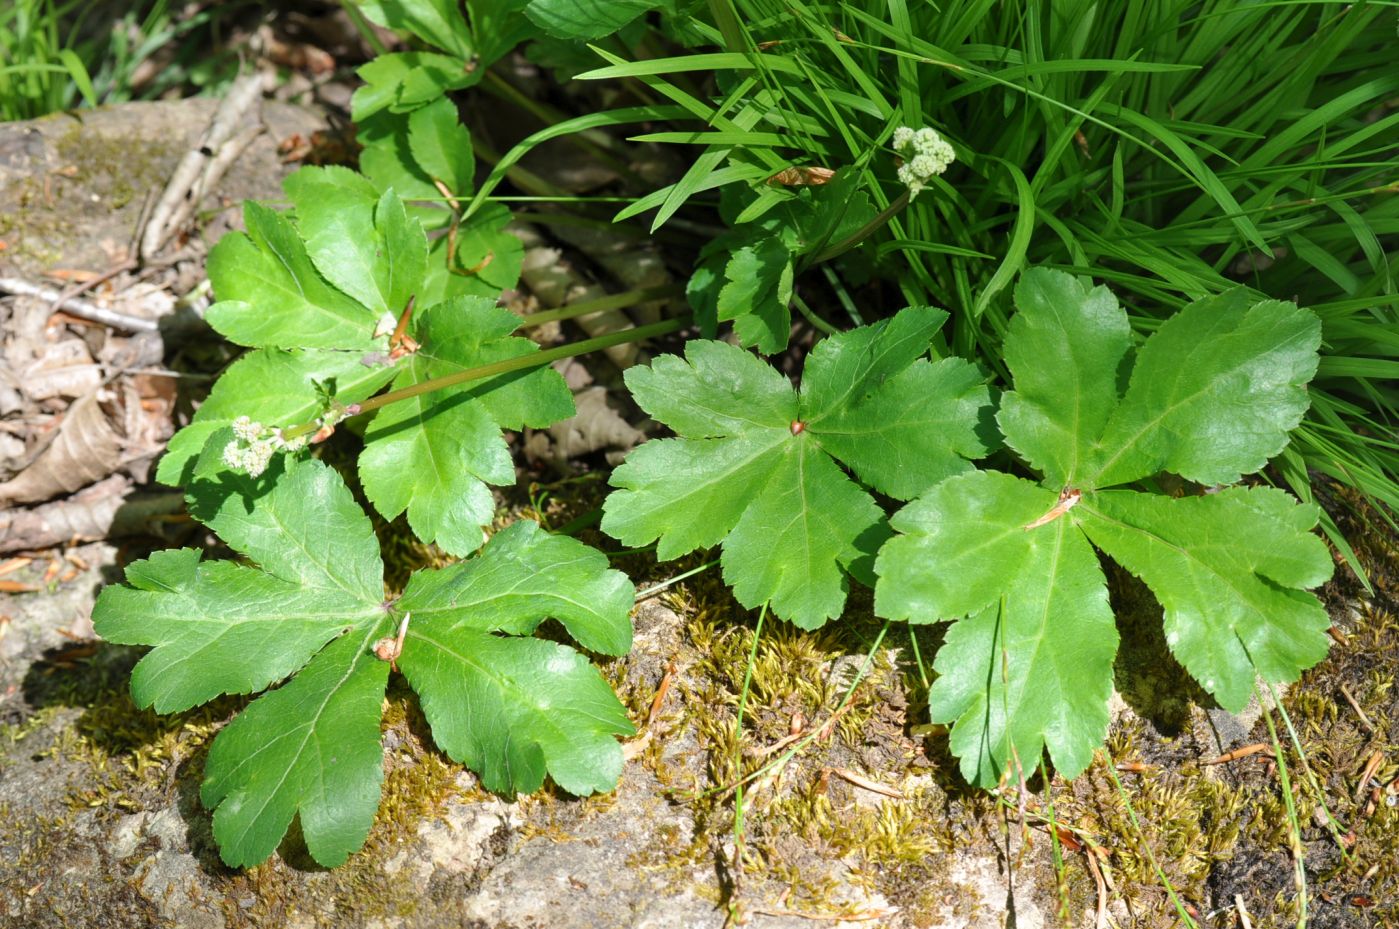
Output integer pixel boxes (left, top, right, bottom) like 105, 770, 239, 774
892, 126, 955, 198
221, 415, 308, 477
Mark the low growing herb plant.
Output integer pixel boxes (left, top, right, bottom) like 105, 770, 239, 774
95, 452, 633, 867
86, 0, 1351, 872
875, 269, 1331, 786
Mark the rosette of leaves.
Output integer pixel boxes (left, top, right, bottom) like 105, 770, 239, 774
875, 268, 1331, 786
161, 166, 570, 555
93, 449, 634, 868
686, 175, 876, 354
602, 305, 994, 629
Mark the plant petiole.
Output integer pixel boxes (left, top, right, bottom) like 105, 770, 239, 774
282, 316, 689, 441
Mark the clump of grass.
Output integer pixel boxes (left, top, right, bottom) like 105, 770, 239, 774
580, 0, 1398, 563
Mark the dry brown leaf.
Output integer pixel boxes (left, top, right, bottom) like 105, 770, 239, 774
525, 387, 644, 468
0, 388, 126, 505
0, 474, 184, 552
22, 338, 101, 401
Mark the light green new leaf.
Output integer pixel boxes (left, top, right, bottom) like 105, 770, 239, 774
1079, 487, 1332, 711
874, 268, 1329, 785
156, 348, 398, 487
1091, 289, 1321, 487
284, 167, 427, 314
205, 201, 380, 350
408, 96, 474, 197
352, 52, 476, 122
876, 471, 1117, 786
95, 452, 635, 868
604, 308, 992, 629
359, 297, 573, 555
201, 627, 391, 868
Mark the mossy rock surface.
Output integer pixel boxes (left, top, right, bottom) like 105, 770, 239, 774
0, 98, 325, 279
4, 496, 1395, 928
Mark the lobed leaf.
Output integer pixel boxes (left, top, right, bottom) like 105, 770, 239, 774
400, 628, 631, 796
358, 297, 573, 555
875, 268, 1330, 785
95, 455, 635, 868
284, 167, 427, 315
604, 307, 992, 629
407, 96, 474, 197
205, 201, 381, 351
1090, 290, 1322, 487
995, 270, 1131, 488
201, 627, 391, 868
1079, 487, 1332, 711
396, 519, 633, 656
877, 471, 1117, 786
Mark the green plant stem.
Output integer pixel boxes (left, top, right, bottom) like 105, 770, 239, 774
518, 284, 685, 329
806, 190, 910, 266
790, 293, 839, 336
1261, 691, 1308, 929
283, 317, 688, 440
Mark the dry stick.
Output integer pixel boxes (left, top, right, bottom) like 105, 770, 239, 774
0, 277, 158, 332
140, 73, 265, 259
1339, 683, 1375, 733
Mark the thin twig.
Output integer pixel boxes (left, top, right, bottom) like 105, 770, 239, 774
0, 277, 158, 332
1339, 684, 1375, 733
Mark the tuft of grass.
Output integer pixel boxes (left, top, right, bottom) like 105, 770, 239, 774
577, 0, 1398, 564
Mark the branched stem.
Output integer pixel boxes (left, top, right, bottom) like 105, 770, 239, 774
282, 316, 688, 440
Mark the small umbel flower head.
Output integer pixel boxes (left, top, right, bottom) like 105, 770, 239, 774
893, 126, 955, 198
220, 418, 307, 477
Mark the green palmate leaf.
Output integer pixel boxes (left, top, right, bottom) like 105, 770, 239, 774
359, 297, 573, 555
155, 348, 398, 487
205, 201, 382, 350
93, 456, 634, 868
876, 471, 1117, 786
603, 306, 993, 628
876, 268, 1329, 786
1078, 488, 1332, 712
284, 166, 427, 315
525, 0, 659, 40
